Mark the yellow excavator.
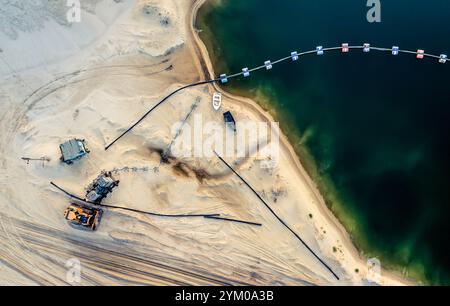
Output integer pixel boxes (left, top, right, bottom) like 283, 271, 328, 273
64, 203, 103, 231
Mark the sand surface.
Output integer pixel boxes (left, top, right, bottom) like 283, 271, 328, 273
0, 0, 411, 285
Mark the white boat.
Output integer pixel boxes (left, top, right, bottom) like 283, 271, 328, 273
212, 92, 222, 110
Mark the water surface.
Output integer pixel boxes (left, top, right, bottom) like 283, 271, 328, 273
197, 0, 450, 284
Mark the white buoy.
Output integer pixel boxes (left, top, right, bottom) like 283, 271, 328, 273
316, 46, 324, 55
392, 46, 399, 55
439, 54, 447, 64
291, 51, 299, 61
242, 68, 250, 77
363, 43, 370, 52
264, 60, 273, 70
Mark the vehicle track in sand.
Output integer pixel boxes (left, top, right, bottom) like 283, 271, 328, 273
0, 58, 195, 285
4, 215, 255, 285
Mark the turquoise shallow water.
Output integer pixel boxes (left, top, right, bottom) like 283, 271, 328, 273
197, 0, 450, 284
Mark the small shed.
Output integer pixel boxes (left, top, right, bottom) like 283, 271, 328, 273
60, 139, 89, 164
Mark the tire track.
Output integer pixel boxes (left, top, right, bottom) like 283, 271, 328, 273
9, 216, 254, 286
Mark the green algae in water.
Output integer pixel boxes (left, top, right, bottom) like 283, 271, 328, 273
197, 0, 450, 285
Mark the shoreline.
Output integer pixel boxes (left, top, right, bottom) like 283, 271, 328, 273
188, 0, 415, 286
0, 0, 421, 285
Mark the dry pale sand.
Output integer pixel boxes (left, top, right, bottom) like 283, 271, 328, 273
0, 0, 412, 285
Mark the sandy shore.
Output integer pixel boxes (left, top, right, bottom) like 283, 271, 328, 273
0, 0, 412, 285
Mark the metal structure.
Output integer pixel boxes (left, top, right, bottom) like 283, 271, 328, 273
64, 203, 103, 231
60, 139, 89, 164
85, 171, 120, 204
21, 156, 50, 165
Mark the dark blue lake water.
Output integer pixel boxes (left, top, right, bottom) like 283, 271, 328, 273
197, 0, 450, 284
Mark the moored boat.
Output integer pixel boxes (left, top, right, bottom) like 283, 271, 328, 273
212, 92, 222, 110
